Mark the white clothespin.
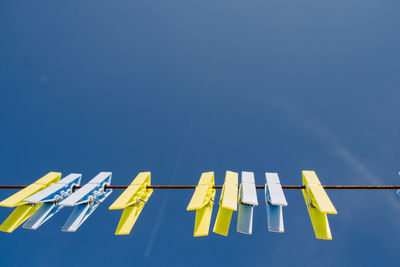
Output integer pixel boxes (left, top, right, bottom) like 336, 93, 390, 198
23, 173, 82, 230
237, 171, 258, 235
265, 172, 288, 233
60, 172, 112, 232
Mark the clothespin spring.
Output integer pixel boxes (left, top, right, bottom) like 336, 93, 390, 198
306, 186, 312, 209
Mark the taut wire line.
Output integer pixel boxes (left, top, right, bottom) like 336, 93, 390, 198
0, 185, 400, 190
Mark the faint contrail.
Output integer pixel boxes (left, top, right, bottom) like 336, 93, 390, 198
272, 99, 400, 210
144, 50, 217, 258
144, 148, 185, 258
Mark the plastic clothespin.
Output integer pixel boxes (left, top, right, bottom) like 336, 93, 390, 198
237, 171, 258, 235
302, 170, 337, 240
109, 172, 153, 235
0, 172, 61, 233
397, 172, 400, 196
186, 172, 216, 237
22, 173, 82, 230
213, 171, 238, 236
60, 172, 112, 232
265, 172, 288, 233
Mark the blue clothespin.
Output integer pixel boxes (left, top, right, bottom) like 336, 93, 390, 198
397, 172, 400, 196
237, 171, 258, 235
265, 172, 288, 233
60, 172, 112, 232
22, 173, 82, 230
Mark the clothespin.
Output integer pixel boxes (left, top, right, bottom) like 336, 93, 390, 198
237, 171, 258, 235
22, 173, 82, 230
213, 171, 238, 236
302, 170, 337, 240
60, 172, 112, 232
186, 172, 216, 237
109, 172, 153, 235
0, 172, 61, 233
265, 172, 288, 233
397, 172, 400, 196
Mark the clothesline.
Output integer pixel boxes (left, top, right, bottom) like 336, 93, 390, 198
0, 185, 400, 190
1, 171, 400, 238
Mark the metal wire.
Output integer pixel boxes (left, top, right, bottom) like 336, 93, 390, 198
0, 185, 399, 190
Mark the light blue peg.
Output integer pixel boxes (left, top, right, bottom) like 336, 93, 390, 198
237, 172, 258, 235
60, 172, 112, 232
23, 173, 82, 230
265, 172, 288, 233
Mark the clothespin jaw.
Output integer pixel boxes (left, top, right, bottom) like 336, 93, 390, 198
22, 173, 82, 230
237, 171, 258, 235
60, 172, 112, 232
109, 172, 153, 235
0, 172, 61, 208
187, 172, 216, 237
0, 172, 61, 233
265, 172, 288, 233
302, 170, 337, 240
213, 171, 238, 236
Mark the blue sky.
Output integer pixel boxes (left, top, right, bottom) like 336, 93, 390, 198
1, 0, 400, 266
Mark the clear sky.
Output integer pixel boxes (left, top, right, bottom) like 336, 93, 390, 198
1, 0, 400, 266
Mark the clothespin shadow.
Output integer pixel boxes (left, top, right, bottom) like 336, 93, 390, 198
109, 172, 153, 235
302, 170, 337, 240
0, 172, 61, 233
187, 172, 216, 237
213, 171, 238, 236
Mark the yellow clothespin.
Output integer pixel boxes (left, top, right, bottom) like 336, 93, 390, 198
109, 172, 153, 235
302, 170, 337, 240
187, 172, 216, 237
0, 172, 61, 233
213, 171, 238, 236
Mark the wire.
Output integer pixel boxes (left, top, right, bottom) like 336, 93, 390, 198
117, 185, 400, 190
0, 185, 399, 190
